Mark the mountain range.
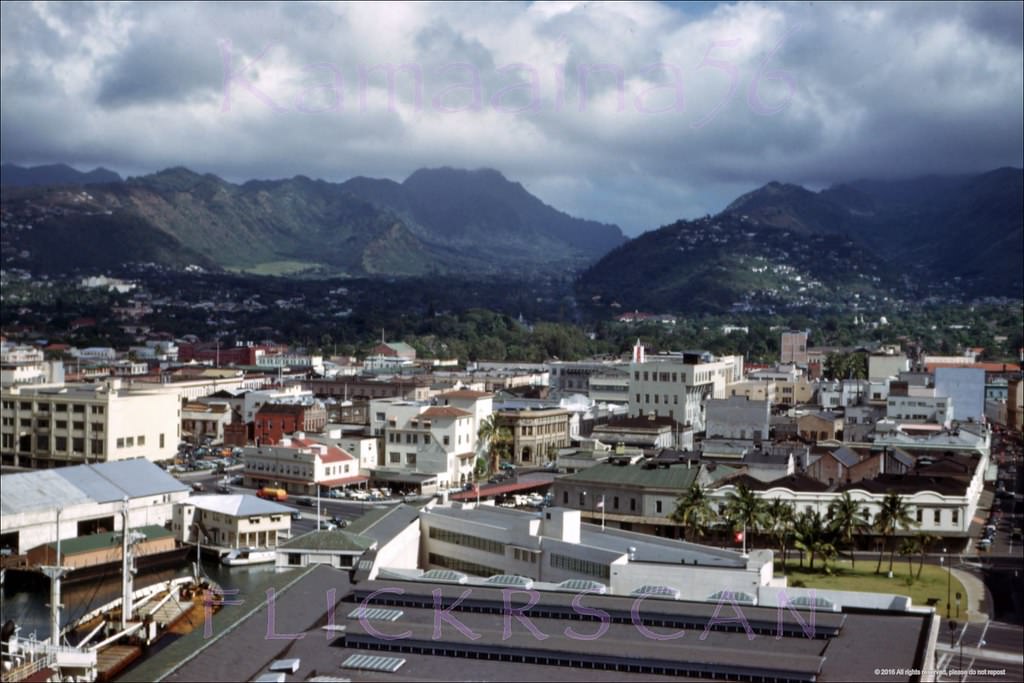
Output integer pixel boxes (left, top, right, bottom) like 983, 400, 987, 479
1, 163, 122, 188
578, 167, 1023, 311
0, 166, 625, 277
2, 163, 1020, 311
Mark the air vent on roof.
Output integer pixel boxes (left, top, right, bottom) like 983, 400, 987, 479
341, 654, 406, 673
347, 607, 404, 621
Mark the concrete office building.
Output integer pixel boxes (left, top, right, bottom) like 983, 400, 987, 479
628, 350, 743, 433
1, 379, 180, 468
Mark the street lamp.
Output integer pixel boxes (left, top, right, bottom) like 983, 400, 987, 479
943, 546, 951, 619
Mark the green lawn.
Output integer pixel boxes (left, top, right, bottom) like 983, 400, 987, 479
777, 557, 969, 618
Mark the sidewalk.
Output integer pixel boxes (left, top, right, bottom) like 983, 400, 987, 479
949, 566, 989, 623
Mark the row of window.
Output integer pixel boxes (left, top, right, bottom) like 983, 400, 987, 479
115, 435, 147, 448
550, 553, 610, 579
512, 547, 539, 563
389, 452, 416, 465
428, 527, 505, 555
5, 401, 105, 415
637, 393, 680, 405
427, 552, 503, 577
916, 508, 960, 526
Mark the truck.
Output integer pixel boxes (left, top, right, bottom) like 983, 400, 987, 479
257, 487, 288, 502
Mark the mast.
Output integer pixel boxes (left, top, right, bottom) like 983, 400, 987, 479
121, 496, 135, 630
40, 506, 67, 645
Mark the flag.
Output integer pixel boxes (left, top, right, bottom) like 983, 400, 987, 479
596, 496, 605, 509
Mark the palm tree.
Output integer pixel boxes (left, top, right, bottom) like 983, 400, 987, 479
874, 493, 918, 575
899, 537, 920, 580
827, 492, 871, 569
765, 499, 796, 574
477, 414, 511, 475
723, 483, 766, 555
916, 532, 940, 580
793, 509, 832, 571
670, 481, 716, 542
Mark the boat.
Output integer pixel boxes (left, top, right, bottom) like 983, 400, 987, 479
221, 547, 276, 566
1, 501, 225, 683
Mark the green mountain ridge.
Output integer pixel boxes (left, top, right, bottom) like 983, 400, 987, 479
0, 166, 626, 277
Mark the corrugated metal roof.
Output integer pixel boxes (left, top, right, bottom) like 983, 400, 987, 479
188, 494, 291, 517
0, 470, 94, 515
90, 459, 190, 498
48, 525, 172, 555
0, 460, 187, 516
278, 529, 376, 552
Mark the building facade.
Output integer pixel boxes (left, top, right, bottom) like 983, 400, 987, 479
1, 380, 180, 468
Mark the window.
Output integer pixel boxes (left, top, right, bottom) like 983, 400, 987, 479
630, 498, 636, 512
72, 437, 84, 453
579, 492, 585, 506
126, 437, 134, 447
656, 500, 662, 514
933, 510, 941, 525
443, 435, 450, 446
137, 435, 145, 446
952, 510, 959, 525
117, 437, 125, 448
916, 509, 922, 524
550, 553, 610, 579
562, 491, 568, 504
390, 452, 401, 464
159, 433, 165, 448
72, 404, 85, 414
613, 496, 619, 509
428, 527, 505, 554
407, 453, 417, 465
91, 422, 103, 432
55, 436, 67, 451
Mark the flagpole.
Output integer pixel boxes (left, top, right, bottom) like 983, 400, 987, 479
601, 495, 606, 532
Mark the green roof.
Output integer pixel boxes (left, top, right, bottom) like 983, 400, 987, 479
279, 529, 375, 552
559, 463, 700, 490
48, 525, 173, 556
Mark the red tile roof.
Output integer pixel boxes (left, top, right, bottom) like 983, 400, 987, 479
926, 362, 1020, 373
420, 406, 473, 418
449, 479, 552, 501
289, 437, 355, 463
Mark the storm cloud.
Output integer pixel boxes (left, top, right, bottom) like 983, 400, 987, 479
2, 1, 1021, 234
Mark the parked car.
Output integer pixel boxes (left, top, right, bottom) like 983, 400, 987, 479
191, 482, 205, 492
299, 496, 314, 506
217, 484, 231, 494
978, 538, 992, 550
290, 510, 303, 521
329, 515, 348, 528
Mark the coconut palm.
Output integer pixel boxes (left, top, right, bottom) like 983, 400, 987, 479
827, 492, 871, 569
723, 483, 766, 555
899, 537, 920, 580
765, 499, 796, 574
477, 414, 511, 475
874, 493, 918, 575
670, 481, 716, 542
793, 509, 832, 571
916, 532, 940, 580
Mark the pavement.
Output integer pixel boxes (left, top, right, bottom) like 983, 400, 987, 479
949, 566, 989, 624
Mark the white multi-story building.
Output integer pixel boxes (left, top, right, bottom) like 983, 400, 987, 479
380, 403, 477, 489
0, 343, 64, 387
628, 347, 743, 432
242, 434, 364, 495
886, 395, 953, 428
1, 379, 180, 468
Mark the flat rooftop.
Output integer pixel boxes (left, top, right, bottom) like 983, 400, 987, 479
140, 566, 932, 683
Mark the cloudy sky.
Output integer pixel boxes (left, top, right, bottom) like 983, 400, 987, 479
2, 1, 1022, 235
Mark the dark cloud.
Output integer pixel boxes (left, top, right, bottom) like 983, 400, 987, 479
1, 1, 1021, 235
